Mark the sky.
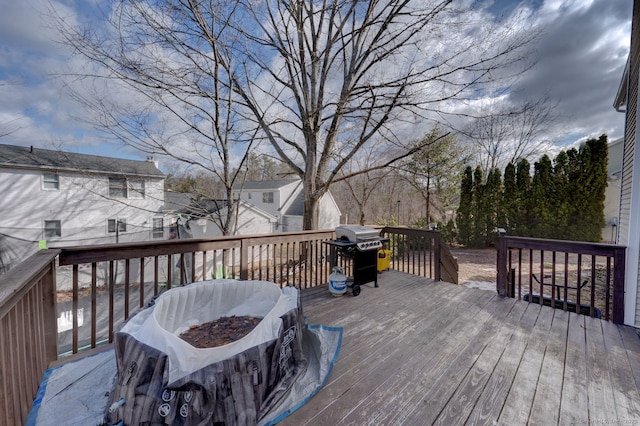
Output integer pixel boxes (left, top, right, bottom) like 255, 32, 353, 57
0, 0, 633, 168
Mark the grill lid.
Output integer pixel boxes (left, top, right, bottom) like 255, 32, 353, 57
335, 225, 382, 250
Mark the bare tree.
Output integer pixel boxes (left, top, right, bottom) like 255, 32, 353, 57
334, 142, 393, 225
53, 1, 257, 235
463, 94, 557, 174
55, 0, 535, 229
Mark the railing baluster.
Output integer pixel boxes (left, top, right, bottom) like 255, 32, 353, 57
496, 235, 626, 323
139, 257, 145, 309
72, 264, 79, 353
154, 255, 159, 295
539, 250, 544, 306
590, 255, 596, 318
124, 259, 130, 320
605, 257, 611, 321
576, 254, 582, 315
108, 260, 114, 343
166, 254, 172, 289
202, 251, 207, 280
551, 251, 557, 309
91, 262, 97, 348
563, 253, 568, 311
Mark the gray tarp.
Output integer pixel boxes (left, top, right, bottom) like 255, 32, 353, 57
29, 314, 341, 425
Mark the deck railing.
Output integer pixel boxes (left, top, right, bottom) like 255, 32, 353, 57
497, 236, 625, 323
55, 230, 336, 355
2, 230, 630, 423
0, 250, 59, 426
0, 227, 456, 420
381, 226, 458, 284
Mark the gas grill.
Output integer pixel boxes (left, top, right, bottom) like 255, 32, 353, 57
325, 225, 388, 296
335, 225, 383, 251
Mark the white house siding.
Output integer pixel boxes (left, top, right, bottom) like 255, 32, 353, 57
283, 215, 303, 232
234, 179, 340, 232
318, 192, 341, 230
0, 168, 165, 246
185, 203, 275, 238
236, 180, 301, 219
0, 167, 165, 289
277, 181, 303, 215
619, 0, 640, 326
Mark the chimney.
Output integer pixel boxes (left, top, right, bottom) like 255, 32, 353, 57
146, 156, 159, 169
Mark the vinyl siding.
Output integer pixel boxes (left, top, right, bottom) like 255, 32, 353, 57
622, 0, 640, 326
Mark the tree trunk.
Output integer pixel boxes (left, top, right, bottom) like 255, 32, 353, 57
302, 196, 320, 230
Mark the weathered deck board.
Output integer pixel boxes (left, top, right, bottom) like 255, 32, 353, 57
601, 319, 640, 421
585, 315, 619, 424
529, 308, 569, 425
559, 311, 588, 425
282, 270, 640, 425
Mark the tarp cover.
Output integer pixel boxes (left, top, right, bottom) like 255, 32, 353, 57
29, 280, 342, 426
104, 280, 315, 425
29, 325, 342, 425
121, 280, 299, 384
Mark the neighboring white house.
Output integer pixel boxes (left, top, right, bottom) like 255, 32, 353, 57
164, 191, 277, 237
602, 137, 624, 243
0, 144, 165, 273
614, 0, 640, 327
232, 179, 341, 231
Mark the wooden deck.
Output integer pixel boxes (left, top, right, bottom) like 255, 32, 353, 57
287, 270, 640, 425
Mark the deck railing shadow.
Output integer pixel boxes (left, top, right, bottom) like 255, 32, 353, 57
497, 236, 626, 323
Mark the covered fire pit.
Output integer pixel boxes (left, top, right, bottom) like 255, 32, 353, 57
104, 280, 312, 425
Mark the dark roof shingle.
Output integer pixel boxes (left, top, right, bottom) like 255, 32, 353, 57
0, 144, 164, 177
232, 179, 300, 190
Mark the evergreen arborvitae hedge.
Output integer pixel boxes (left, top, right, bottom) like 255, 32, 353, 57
456, 135, 609, 246
456, 166, 473, 246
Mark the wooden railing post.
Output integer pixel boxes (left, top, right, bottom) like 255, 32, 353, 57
613, 246, 626, 324
240, 238, 249, 280
497, 236, 508, 297
42, 255, 59, 363
434, 234, 442, 282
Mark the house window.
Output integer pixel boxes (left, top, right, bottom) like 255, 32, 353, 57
263, 192, 274, 203
109, 178, 127, 198
107, 219, 127, 233
152, 218, 164, 239
44, 220, 61, 238
128, 180, 145, 199
43, 173, 59, 190
108, 177, 145, 198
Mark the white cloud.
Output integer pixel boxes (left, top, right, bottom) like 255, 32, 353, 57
0, 0, 633, 168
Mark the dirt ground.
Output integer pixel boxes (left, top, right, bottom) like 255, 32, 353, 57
450, 246, 613, 317
449, 247, 498, 285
